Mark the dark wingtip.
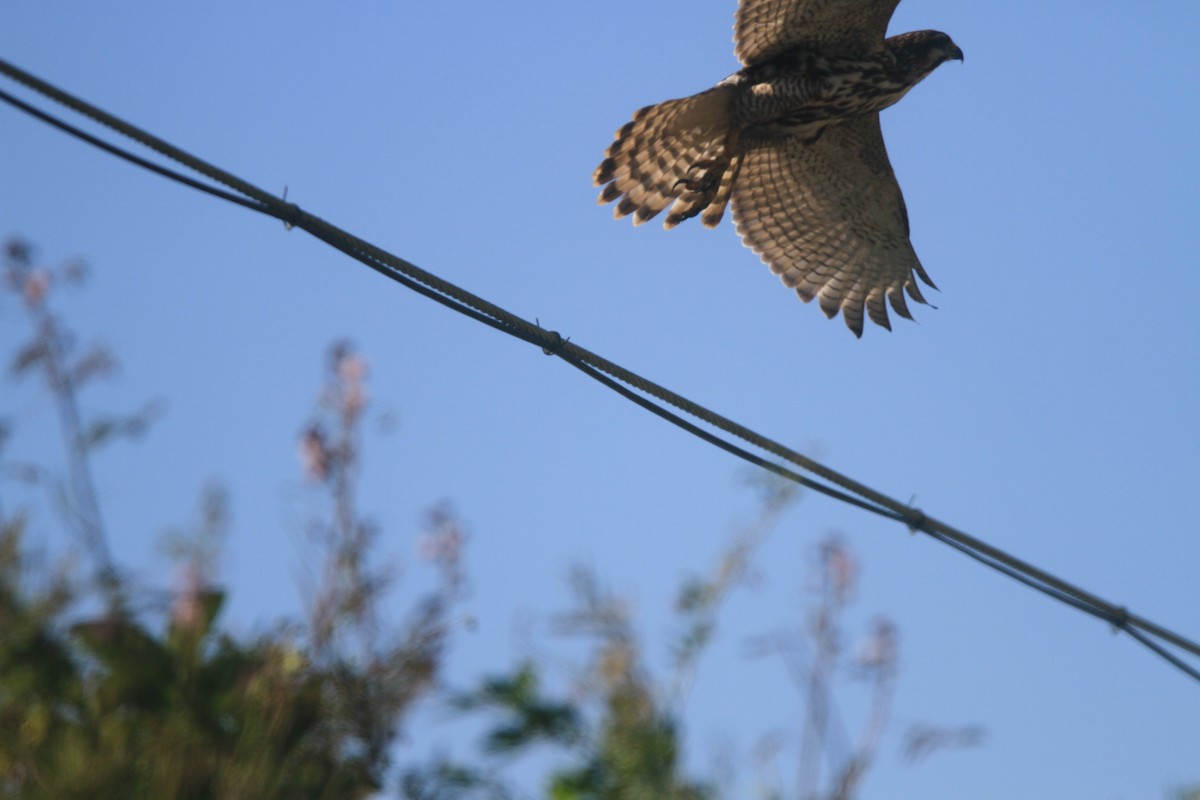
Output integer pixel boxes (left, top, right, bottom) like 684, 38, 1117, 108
597, 182, 622, 205
594, 158, 617, 186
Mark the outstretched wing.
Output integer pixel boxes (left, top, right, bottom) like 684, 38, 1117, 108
730, 114, 936, 336
734, 0, 901, 64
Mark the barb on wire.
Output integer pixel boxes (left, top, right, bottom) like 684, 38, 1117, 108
2, 57, 1197, 684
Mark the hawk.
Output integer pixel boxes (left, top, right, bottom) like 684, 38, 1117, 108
594, 0, 962, 336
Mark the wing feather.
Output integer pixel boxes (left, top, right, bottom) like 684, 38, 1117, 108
731, 114, 935, 336
734, 0, 901, 64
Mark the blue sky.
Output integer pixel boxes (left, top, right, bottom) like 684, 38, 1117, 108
3, 2, 1199, 797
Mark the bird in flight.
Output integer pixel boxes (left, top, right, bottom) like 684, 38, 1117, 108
594, 0, 962, 336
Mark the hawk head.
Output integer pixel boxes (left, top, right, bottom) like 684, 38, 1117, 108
889, 30, 964, 83
929, 32, 965, 64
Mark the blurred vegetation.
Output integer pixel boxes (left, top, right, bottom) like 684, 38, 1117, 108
0, 237, 990, 799
400, 510, 933, 800
0, 238, 461, 798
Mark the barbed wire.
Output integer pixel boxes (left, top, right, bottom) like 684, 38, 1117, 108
2, 58, 1197, 684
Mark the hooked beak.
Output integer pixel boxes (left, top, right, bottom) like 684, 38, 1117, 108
949, 43, 964, 62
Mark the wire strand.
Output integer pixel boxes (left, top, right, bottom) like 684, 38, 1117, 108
3, 58, 1197, 683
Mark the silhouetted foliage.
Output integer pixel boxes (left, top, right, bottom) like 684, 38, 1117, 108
0, 237, 462, 799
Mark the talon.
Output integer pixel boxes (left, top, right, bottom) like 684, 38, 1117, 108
673, 158, 730, 194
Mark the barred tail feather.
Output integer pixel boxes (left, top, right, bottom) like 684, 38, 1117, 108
594, 86, 737, 229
